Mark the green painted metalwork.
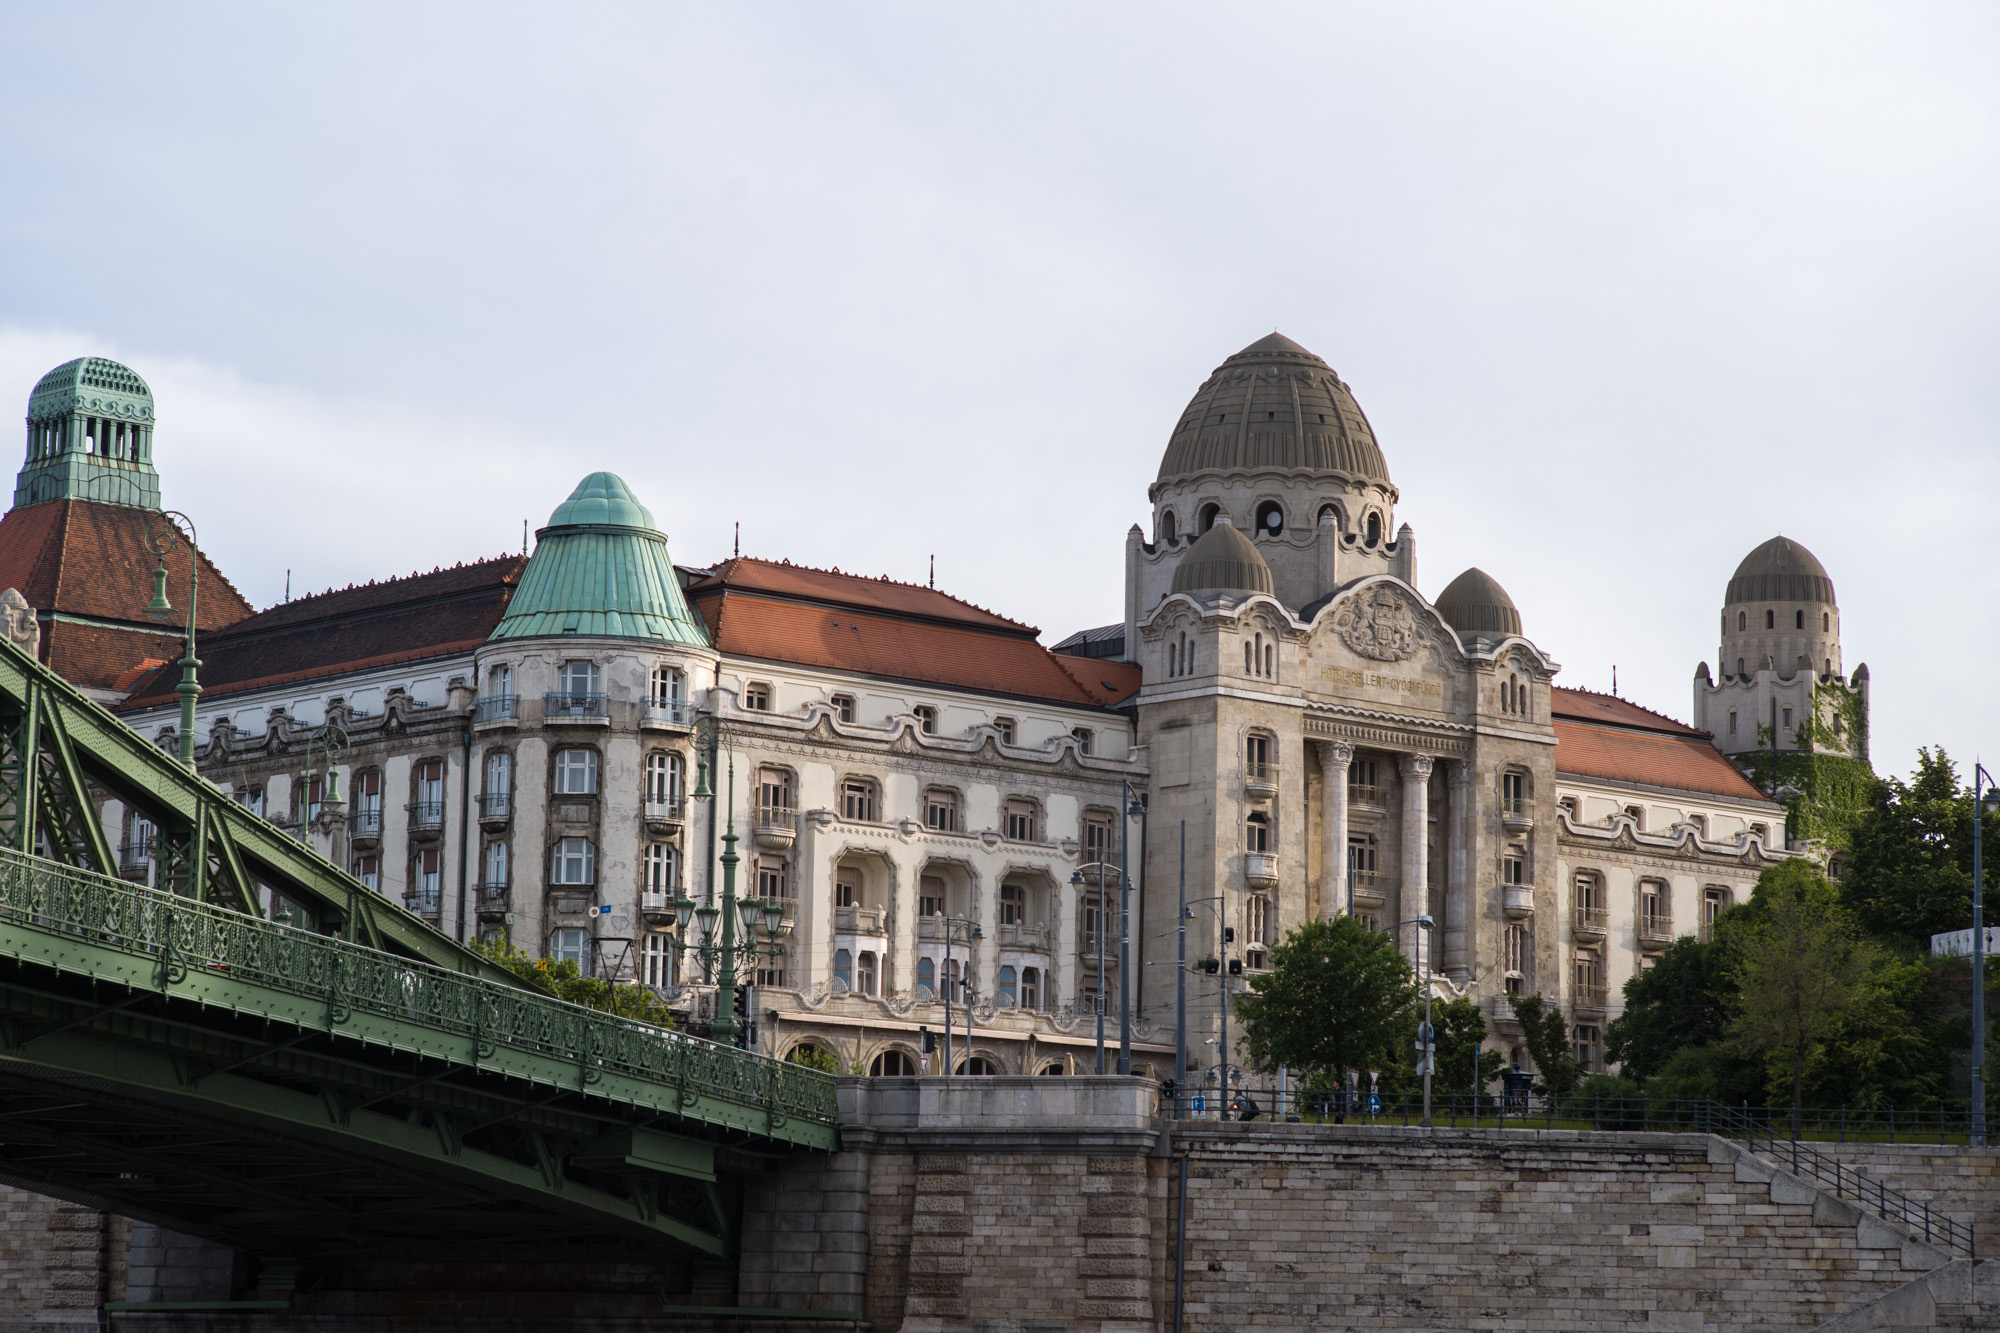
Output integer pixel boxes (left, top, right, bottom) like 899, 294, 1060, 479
489, 472, 711, 646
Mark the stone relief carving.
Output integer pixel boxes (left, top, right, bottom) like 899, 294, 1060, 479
1333, 585, 1424, 662
0, 589, 38, 657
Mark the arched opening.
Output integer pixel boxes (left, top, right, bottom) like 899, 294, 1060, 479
1198, 502, 1221, 534
1254, 500, 1284, 537
958, 1056, 999, 1076
871, 1050, 917, 1076
1159, 509, 1178, 543
1364, 512, 1382, 547
1795, 609, 1805, 629
1739, 611, 1747, 631
1316, 503, 1342, 530
1823, 612, 1830, 631
1765, 610, 1775, 629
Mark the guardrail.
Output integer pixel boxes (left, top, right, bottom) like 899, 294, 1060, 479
0, 845, 838, 1132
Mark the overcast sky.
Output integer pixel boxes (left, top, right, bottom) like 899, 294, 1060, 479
2, 4, 1995, 781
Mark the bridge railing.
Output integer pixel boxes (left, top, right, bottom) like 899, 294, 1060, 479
0, 846, 838, 1130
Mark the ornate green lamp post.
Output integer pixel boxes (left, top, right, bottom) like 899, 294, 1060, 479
143, 510, 202, 770
678, 714, 786, 1047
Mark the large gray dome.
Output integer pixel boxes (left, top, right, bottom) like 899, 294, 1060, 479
1157, 333, 1390, 485
1436, 567, 1522, 637
1726, 536, 1834, 606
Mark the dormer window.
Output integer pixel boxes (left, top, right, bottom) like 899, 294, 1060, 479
914, 705, 937, 735
743, 682, 772, 711
994, 716, 1016, 744
1159, 509, 1178, 543
1365, 512, 1382, 546
1071, 726, 1094, 756
830, 693, 855, 723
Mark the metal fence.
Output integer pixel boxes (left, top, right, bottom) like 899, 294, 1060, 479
0, 845, 838, 1133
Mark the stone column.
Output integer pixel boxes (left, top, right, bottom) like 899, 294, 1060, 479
1399, 753, 1433, 973
1315, 740, 1352, 919
1446, 759, 1472, 983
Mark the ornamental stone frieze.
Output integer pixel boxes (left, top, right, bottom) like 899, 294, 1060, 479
1302, 707, 1473, 760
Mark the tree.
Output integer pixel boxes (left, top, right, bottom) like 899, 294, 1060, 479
1730, 861, 1874, 1121
1234, 916, 1419, 1082
474, 937, 677, 1028
1840, 747, 1998, 950
1430, 995, 1506, 1098
1509, 993, 1581, 1102
1604, 935, 1734, 1085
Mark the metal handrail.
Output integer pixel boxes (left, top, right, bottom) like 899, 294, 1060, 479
543, 692, 609, 720
349, 809, 383, 837
642, 698, 697, 726
405, 801, 445, 829
0, 844, 837, 1127
479, 792, 513, 819
473, 694, 519, 723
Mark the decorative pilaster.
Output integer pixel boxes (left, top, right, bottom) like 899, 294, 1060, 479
1316, 740, 1352, 919
1399, 753, 1434, 973
1445, 759, 1472, 982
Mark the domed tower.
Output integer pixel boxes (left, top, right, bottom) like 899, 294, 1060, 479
1434, 567, 1523, 646
16, 357, 161, 509
1695, 535, 1866, 761
1124, 334, 1411, 656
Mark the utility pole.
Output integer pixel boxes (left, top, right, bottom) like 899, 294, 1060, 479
1174, 821, 1186, 1119
1118, 778, 1133, 1075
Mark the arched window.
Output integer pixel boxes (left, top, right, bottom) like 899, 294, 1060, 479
997, 965, 1017, 1006
482, 840, 509, 888
554, 748, 598, 795
649, 664, 684, 708
833, 949, 853, 991
643, 842, 678, 894
1169, 641, 1179, 676
871, 1050, 916, 1076
1795, 609, 1804, 629
1159, 509, 1178, 543
857, 951, 877, 996
1264, 642, 1275, 678
960, 1057, 998, 1075
916, 956, 935, 997
1246, 811, 1270, 853
1254, 500, 1284, 536
1021, 966, 1040, 1011
1245, 641, 1254, 674
645, 752, 684, 807
1737, 658, 1746, 677
1198, 502, 1221, 534
1365, 512, 1382, 546
1316, 503, 1342, 530
1823, 612, 1830, 631
1765, 610, 1775, 629
484, 751, 511, 798
1739, 611, 1747, 631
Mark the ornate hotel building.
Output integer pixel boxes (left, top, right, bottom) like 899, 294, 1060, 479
3, 341, 1869, 1080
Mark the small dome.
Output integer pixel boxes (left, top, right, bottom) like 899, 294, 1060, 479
1726, 536, 1834, 606
543, 471, 657, 531
29, 357, 153, 421
1157, 333, 1390, 485
1171, 521, 1274, 597
1435, 567, 1522, 637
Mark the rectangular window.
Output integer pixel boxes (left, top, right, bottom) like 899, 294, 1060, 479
551, 837, 595, 885
857, 951, 877, 996
840, 778, 876, 822
914, 705, 937, 735
643, 843, 678, 894
482, 840, 509, 888
1575, 1025, 1602, 1073
1071, 727, 1093, 756
758, 768, 793, 812
1702, 886, 1731, 940
237, 785, 266, 817
1728, 711, 1737, 735
1502, 849, 1527, 885
744, 682, 772, 711
1245, 813, 1270, 853
560, 661, 600, 698
1246, 733, 1271, 774
918, 875, 945, 919
758, 857, 791, 901
830, 693, 855, 723
1503, 922, 1527, 990
549, 927, 589, 969
925, 788, 959, 832
648, 665, 684, 707
416, 849, 441, 896
353, 854, 380, 891
994, 717, 1015, 744
1084, 813, 1113, 864
1247, 894, 1269, 946
835, 868, 859, 909
1004, 799, 1037, 843
554, 748, 599, 795
1782, 708, 1792, 729
755, 964, 788, 988
1020, 966, 1040, 1011
416, 759, 445, 808
1348, 758, 1380, 803
641, 932, 674, 989
1001, 882, 1024, 926
1502, 771, 1526, 814
356, 768, 382, 812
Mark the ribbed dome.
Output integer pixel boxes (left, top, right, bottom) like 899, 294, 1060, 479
29, 357, 153, 421
1435, 567, 1522, 637
489, 473, 709, 645
544, 471, 658, 530
1726, 536, 1835, 606
1158, 333, 1390, 485
1171, 521, 1274, 597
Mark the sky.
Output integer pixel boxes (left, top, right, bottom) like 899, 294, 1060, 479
1, 3, 1995, 781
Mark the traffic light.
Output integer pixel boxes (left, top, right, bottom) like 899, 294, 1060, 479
733, 985, 752, 1048
1160, 1078, 1177, 1099
920, 1026, 935, 1054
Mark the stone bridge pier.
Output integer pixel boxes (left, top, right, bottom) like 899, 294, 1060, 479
4, 1077, 1999, 1331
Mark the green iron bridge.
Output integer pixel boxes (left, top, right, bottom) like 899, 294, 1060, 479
0, 635, 836, 1262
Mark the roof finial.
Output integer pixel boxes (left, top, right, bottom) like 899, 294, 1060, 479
522, 519, 528, 556
1612, 664, 1618, 697
284, 569, 290, 603
734, 522, 740, 559
929, 554, 935, 589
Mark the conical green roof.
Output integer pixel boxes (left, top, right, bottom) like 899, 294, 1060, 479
489, 472, 710, 646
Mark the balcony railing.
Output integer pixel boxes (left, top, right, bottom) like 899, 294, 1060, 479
480, 792, 513, 820
1574, 983, 1609, 1010
1574, 906, 1609, 939
641, 698, 697, 728
1502, 796, 1534, 830
1245, 761, 1279, 798
755, 805, 796, 847
1639, 913, 1675, 947
476, 881, 509, 909
645, 797, 687, 824
1348, 782, 1385, 808
1245, 851, 1279, 888
118, 840, 153, 873
833, 903, 886, 935
1348, 869, 1384, 903
405, 889, 443, 919
998, 921, 1051, 951
349, 808, 383, 838
473, 694, 519, 724
543, 692, 609, 722
1503, 884, 1535, 918
405, 801, 445, 831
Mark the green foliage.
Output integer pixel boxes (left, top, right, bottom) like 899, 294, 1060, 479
1234, 916, 1419, 1081
1729, 862, 1875, 1113
1576, 1072, 1640, 1101
473, 937, 676, 1028
1735, 750, 1876, 853
1509, 993, 1582, 1101
785, 1043, 840, 1073
1646, 1042, 1768, 1104
1838, 747, 1998, 951
1784, 954, 1943, 1109
1430, 995, 1507, 1093
1604, 935, 1735, 1085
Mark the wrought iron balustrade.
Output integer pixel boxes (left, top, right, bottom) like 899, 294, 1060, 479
117, 839, 153, 872
405, 801, 445, 831
473, 694, 519, 723
543, 692, 609, 721
480, 792, 513, 819
349, 808, 383, 837
642, 698, 697, 727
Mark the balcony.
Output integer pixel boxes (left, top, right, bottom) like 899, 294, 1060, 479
1348, 782, 1386, 811
405, 889, 443, 921
1244, 851, 1279, 889
1573, 906, 1608, 944
405, 802, 445, 838
754, 804, 796, 851
1348, 869, 1385, 907
478, 791, 513, 830
641, 698, 697, 731
834, 903, 886, 935
475, 882, 509, 922
1574, 983, 1609, 1012
349, 807, 383, 845
1639, 914, 1675, 950
644, 797, 686, 835
1501, 797, 1534, 834
1489, 992, 1523, 1026
543, 692, 609, 724
998, 921, 1051, 951
473, 694, 519, 727
117, 839, 153, 879
1503, 884, 1534, 919
1245, 761, 1279, 802
640, 889, 679, 924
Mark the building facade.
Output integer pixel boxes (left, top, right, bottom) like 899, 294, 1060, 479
10, 337, 1858, 1082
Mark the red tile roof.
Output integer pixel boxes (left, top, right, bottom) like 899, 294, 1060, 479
690, 560, 1137, 709
689, 558, 1036, 634
1550, 686, 1770, 802
118, 556, 524, 711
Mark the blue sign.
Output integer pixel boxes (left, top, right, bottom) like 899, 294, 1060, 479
1191, 1094, 1206, 1113
1368, 1093, 1382, 1115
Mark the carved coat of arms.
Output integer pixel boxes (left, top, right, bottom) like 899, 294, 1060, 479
1333, 586, 1424, 662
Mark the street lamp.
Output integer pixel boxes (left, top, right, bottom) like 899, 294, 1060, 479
142, 510, 201, 770
682, 714, 786, 1047
1973, 763, 1998, 1146
939, 913, 982, 1075
1396, 914, 1436, 1126
1117, 781, 1144, 1076
1071, 862, 1115, 1072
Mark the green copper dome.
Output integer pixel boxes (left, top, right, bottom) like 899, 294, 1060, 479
488, 473, 710, 646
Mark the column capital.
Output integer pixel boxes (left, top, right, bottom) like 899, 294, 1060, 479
1446, 756, 1471, 791
1316, 739, 1354, 768
1399, 752, 1435, 781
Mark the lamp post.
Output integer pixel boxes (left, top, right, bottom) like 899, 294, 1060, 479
1973, 764, 1998, 1146
681, 715, 786, 1048
143, 510, 202, 771
1396, 914, 1436, 1126
940, 913, 982, 1075
1175, 821, 1186, 1119
1070, 863, 1115, 1073
1118, 779, 1144, 1076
